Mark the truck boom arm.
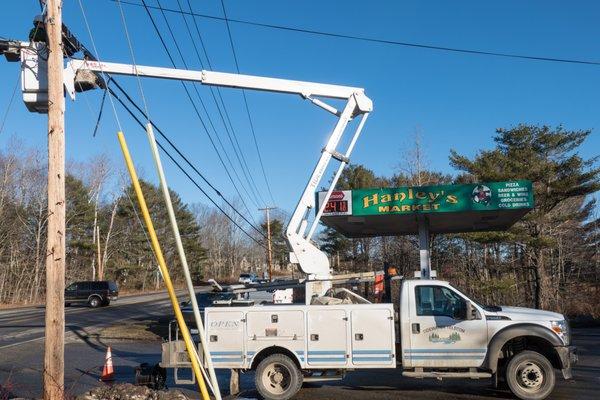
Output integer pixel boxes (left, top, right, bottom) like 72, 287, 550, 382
24, 55, 373, 281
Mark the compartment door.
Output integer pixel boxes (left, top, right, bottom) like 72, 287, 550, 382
307, 309, 348, 367
205, 310, 245, 368
351, 307, 395, 366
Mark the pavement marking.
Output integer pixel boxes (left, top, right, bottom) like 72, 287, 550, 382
0, 301, 176, 349
0, 294, 177, 326
0, 335, 45, 350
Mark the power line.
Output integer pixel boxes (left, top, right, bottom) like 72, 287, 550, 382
219, 0, 276, 205
113, 0, 600, 67
77, 0, 123, 131
139, 0, 262, 216
107, 82, 267, 248
107, 77, 267, 240
183, 0, 270, 209
170, 0, 268, 209
187, 0, 270, 208
76, 0, 266, 243
151, 0, 265, 211
115, 0, 151, 121
0, 75, 19, 135
154, 0, 264, 209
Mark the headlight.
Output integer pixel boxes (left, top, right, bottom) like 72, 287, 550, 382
551, 320, 570, 345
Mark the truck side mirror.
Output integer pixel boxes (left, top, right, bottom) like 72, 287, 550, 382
465, 301, 478, 320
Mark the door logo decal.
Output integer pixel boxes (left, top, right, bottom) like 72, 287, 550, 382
423, 325, 465, 344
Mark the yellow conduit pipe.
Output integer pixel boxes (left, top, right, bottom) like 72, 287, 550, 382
117, 131, 210, 400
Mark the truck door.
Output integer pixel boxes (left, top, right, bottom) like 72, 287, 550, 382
350, 306, 395, 367
78, 282, 92, 301
307, 308, 348, 367
405, 283, 487, 368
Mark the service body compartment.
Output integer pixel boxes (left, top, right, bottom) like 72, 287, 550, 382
307, 308, 348, 367
205, 310, 245, 368
203, 303, 396, 371
246, 309, 305, 367
350, 307, 395, 367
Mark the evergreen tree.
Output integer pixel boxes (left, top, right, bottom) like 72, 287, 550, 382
261, 218, 288, 269
65, 175, 95, 279
450, 124, 600, 309
111, 180, 207, 287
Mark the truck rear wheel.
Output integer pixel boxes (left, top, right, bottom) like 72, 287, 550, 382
255, 354, 303, 400
505, 350, 555, 400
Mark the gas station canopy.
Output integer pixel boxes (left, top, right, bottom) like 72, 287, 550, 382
318, 180, 534, 238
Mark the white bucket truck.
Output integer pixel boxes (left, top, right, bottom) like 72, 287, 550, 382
200, 278, 575, 400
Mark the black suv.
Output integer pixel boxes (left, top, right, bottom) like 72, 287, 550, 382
65, 281, 119, 308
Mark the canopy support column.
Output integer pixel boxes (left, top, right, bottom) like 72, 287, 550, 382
418, 217, 431, 279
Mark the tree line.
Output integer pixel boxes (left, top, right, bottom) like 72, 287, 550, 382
0, 138, 265, 304
0, 124, 598, 319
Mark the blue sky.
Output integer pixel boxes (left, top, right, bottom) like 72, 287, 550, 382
1, 0, 599, 221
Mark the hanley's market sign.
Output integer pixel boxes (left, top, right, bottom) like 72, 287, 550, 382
318, 180, 533, 217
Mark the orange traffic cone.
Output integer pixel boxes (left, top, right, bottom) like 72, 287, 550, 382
100, 346, 115, 382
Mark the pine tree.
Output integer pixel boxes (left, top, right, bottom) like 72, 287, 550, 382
450, 125, 600, 309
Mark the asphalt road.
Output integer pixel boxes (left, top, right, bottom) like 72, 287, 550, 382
0, 289, 197, 350
1, 291, 598, 399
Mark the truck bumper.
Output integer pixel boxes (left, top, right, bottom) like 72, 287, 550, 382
555, 345, 577, 380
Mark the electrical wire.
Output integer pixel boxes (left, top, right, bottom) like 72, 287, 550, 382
219, 0, 276, 205
177, 0, 269, 210
140, 0, 263, 215
92, 89, 107, 137
0, 76, 20, 136
113, 0, 600, 67
77, 0, 266, 243
115, 0, 151, 121
108, 84, 267, 248
107, 78, 267, 241
154, 0, 266, 209
77, 0, 123, 132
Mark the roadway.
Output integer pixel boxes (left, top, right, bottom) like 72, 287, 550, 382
0, 289, 197, 351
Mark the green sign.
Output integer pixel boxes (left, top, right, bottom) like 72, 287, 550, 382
350, 180, 533, 216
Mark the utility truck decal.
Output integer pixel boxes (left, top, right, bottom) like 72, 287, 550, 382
424, 325, 464, 344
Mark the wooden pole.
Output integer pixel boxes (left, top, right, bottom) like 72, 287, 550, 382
43, 0, 65, 398
259, 207, 276, 281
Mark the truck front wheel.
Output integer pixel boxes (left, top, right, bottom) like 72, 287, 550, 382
505, 350, 555, 400
255, 354, 303, 400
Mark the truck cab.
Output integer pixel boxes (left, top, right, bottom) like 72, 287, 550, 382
399, 279, 577, 400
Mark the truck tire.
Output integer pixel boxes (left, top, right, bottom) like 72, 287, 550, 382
88, 296, 101, 308
255, 354, 303, 400
505, 350, 555, 400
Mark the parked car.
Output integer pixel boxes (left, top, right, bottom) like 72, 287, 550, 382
238, 273, 258, 284
181, 291, 236, 328
65, 280, 119, 308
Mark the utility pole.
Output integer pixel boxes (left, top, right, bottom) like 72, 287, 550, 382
44, 0, 65, 398
259, 207, 276, 281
